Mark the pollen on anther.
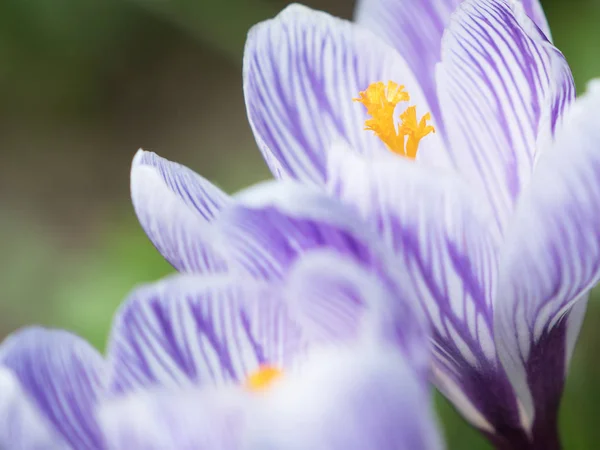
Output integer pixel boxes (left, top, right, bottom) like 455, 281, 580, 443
354, 81, 435, 158
245, 365, 283, 392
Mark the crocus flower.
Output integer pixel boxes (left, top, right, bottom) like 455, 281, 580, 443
100, 256, 443, 450
240, 0, 599, 448
0, 181, 442, 448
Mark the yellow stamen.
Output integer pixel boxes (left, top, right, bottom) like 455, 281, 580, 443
353, 81, 435, 158
245, 365, 283, 392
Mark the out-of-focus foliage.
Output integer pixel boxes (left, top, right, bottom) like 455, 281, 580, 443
0, 0, 145, 113
0, 0, 599, 449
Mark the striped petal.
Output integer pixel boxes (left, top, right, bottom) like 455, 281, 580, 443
327, 145, 512, 433
0, 327, 105, 450
217, 180, 387, 281
354, 0, 552, 122
131, 150, 229, 273
98, 387, 247, 450
495, 81, 600, 432
434, 0, 575, 234
243, 4, 432, 184
0, 367, 70, 450
248, 344, 444, 450
106, 274, 303, 394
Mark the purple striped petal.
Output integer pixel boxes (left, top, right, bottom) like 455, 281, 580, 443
354, 0, 552, 122
243, 4, 432, 184
495, 81, 600, 431
248, 345, 444, 450
98, 387, 247, 450
434, 0, 575, 234
134, 150, 231, 219
0, 367, 70, 450
285, 250, 429, 375
131, 150, 229, 273
106, 274, 304, 394
327, 145, 514, 433
0, 327, 105, 450
217, 180, 387, 281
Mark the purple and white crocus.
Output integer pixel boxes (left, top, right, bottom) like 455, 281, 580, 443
241, 0, 600, 448
0, 176, 443, 449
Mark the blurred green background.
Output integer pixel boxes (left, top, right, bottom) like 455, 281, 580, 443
0, 0, 598, 448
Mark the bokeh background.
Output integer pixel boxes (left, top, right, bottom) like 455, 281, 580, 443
0, 0, 598, 447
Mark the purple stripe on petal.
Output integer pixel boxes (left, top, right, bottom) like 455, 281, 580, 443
434, 0, 575, 234
0, 327, 105, 450
106, 274, 304, 395
496, 81, 600, 430
218, 181, 387, 281
131, 151, 229, 273
243, 4, 429, 184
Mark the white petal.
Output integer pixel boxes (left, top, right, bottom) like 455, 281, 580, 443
0, 367, 70, 450
99, 386, 249, 450
247, 344, 444, 450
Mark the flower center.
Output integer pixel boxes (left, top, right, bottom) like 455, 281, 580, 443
245, 365, 283, 392
353, 81, 435, 158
